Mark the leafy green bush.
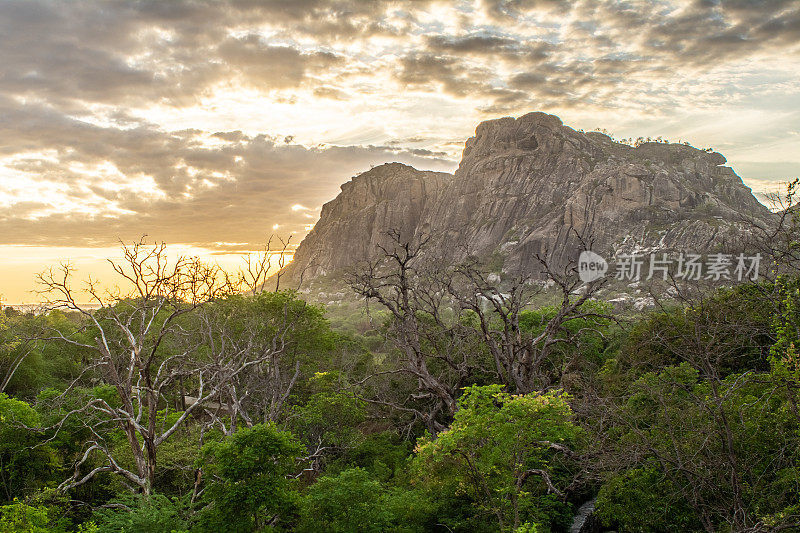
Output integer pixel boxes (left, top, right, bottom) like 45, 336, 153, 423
0, 500, 51, 533
197, 423, 303, 532
92, 494, 188, 533
298, 468, 391, 533
326, 431, 412, 482
596, 466, 701, 532
412, 385, 578, 532
288, 371, 366, 452
0, 395, 55, 503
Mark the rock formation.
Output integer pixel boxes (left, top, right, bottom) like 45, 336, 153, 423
281, 112, 773, 286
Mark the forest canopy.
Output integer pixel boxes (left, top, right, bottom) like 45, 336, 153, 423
1, 186, 799, 533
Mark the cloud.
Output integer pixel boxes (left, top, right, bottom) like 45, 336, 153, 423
216, 34, 344, 89
389, 0, 800, 113
397, 53, 494, 97
424, 34, 520, 54
0, 0, 798, 252
0, 99, 454, 247
1, 0, 797, 115
0, 0, 402, 109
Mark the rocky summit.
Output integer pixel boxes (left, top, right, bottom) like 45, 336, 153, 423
282, 112, 773, 285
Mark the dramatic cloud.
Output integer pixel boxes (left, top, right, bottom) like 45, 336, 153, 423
1, 0, 798, 256
0, 98, 453, 248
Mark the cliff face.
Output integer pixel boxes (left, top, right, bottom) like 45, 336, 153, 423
283, 112, 772, 284
286, 162, 453, 280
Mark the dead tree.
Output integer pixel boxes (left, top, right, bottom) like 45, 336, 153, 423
348, 230, 483, 433
447, 251, 609, 394
238, 235, 294, 294
35, 239, 287, 495
191, 293, 308, 435
349, 228, 610, 431
746, 178, 800, 280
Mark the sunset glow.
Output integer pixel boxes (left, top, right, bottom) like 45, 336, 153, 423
1, 0, 798, 302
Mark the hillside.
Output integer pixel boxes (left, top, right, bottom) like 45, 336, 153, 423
282, 112, 773, 289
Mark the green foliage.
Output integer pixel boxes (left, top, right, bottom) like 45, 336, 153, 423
379, 485, 440, 533
0, 395, 55, 503
326, 431, 412, 482
150, 422, 203, 496
33, 385, 123, 501
197, 423, 304, 532
596, 466, 701, 532
91, 494, 189, 533
412, 385, 578, 532
613, 284, 773, 379
771, 275, 800, 402
288, 371, 366, 452
0, 500, 51, 533
602, 363, 800, 530
5, 242, 800, 532
298, 468, 391, 533
594, 272, 800, 531
0, 310, 87, 398
197, 291, 339, 423
205, 291, 334, 362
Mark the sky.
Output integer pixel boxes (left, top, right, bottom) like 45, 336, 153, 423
1, 0, 799, 303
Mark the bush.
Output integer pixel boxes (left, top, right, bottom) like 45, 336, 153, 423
197, 423, 303, 532
298, 468, 391, 533
596, 466, 701, 532
0, 500, 51, 533
0, 395, 55, 502
92, 494, 189, 533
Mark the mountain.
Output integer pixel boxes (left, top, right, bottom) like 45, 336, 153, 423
285, 162, 454, 280
282, 112, 773, 288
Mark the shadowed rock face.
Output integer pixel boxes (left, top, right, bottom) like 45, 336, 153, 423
283, 112, 773, 283
285, 162, 454, 280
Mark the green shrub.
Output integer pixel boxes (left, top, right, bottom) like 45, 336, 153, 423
298, 468, 391, 533
92, 494, 189, 533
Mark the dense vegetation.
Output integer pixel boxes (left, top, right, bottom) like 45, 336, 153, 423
1, 196, 799, 532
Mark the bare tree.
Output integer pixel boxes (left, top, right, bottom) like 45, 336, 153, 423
349, 230, 483, 433
237, 235, 294, 294
349, 228, 611, 432
34, 239, 289, 494
191, 292, 315, 435
747, 178, 800, 279
447, 251, 609, 394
